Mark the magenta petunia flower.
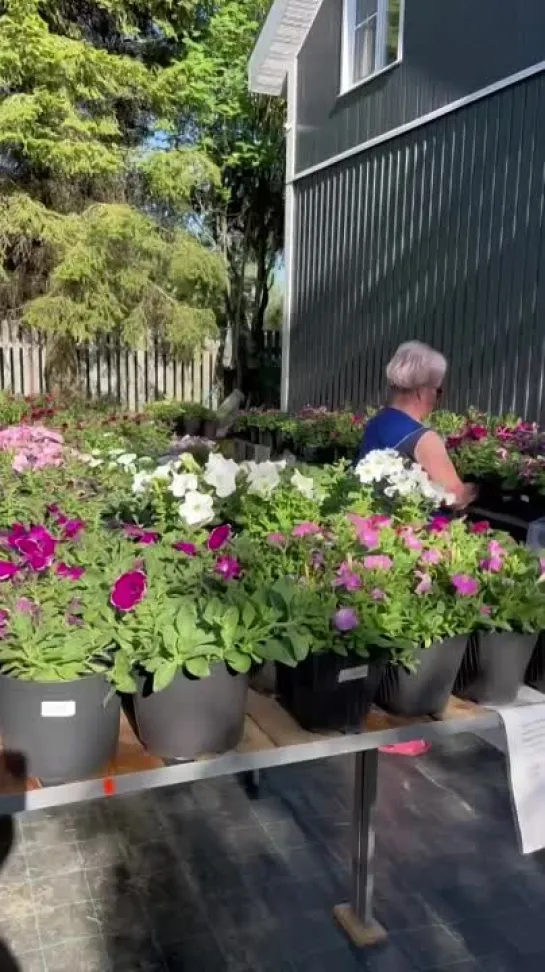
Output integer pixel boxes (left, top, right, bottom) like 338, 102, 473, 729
173, 541, 198, 557
488, 539, 506, 559
348, 515, 379, 549
124, 525, 159, 545
215, 555, 241, 580
267, 532, 286, 547
415, 570, 432, 595
333, 607, 359, 632
421, 549, 441, 565
0, 562, 18, 581
11, 525, 57, 571
467, 424, 488, 440
62, 519, 86, 540
470, 520, 490, 534
110, 570, 147, 611
363, 554, 393, 571
56, 563, 85, 581
402, 530, 423, 552
369, 514, 392, 529
207, 525, 232, 552
480, 556, 503, 573
333, 562, 362, 592
429, 515, 451, 533
292, 522, 321, 538
452, 574, 479, 597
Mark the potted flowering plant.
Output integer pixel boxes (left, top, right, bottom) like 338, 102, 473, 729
0, 519, 121, 784
454, 531, 545, 704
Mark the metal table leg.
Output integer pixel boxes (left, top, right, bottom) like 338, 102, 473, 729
333, 749, 387, 946
240, 769, 261, 798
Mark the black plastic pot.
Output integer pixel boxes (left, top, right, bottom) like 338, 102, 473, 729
526, 632, 545, 693
203, 419, 218, 440
456, 631, 538, 705
0, 673, 120, 785
375, 636, 468, 717
184, 417, 203, 437
275, 654, 384, 733
134, 664, 248, 760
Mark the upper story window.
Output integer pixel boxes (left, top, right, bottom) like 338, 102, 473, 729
341, 0, 403, 93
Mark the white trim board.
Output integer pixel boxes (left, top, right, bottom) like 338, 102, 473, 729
291, 58, 545, 184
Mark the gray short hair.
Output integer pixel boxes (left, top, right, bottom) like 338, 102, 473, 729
386, 341, 447, 392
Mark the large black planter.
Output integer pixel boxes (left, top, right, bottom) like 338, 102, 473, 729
526, 632, 545, 694
456, 632, 538, 705
0, 673, 120, 785
184, 417, 203, 437
375, 636, 468, 717
275, 654, 384, 733
134, 664, 248, 760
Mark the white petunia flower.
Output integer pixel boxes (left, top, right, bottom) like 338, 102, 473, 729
203, 453, 239, 498
291, 469, 315, 500
89, 457, 104, 469
170, 473, 199, 498
246, 460, 284, 498
108, 448, 125, 457
151, 463, 175, 481
132, 471, 152, 494
179, 490, 215, 527
116, 453, 137, 468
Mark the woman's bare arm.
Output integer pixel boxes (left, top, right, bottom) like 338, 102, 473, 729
414, 430, 476, 508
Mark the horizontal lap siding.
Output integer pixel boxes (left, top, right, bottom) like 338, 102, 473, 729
289, 72, 545, 421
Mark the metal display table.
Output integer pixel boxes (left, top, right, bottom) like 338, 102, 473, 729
0, 690, 504, 947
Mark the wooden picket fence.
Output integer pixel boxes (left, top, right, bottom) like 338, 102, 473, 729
0, 320, 221, 411
0, 322, 282, 410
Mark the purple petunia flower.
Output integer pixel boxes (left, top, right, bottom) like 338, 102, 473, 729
173, 541, 198, 557
215, 555, 241, 580
56, 562, 85, 581
470, 520, 490, 535
333, 562, 362, 592
0, 562, 18, 581
62, 519, 86, 540
111, 570, 147, 611
333, 607, 359, 632
207, 525, 232, 552
429, 515, 451, 534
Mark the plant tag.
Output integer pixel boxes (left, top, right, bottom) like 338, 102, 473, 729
338, 665, 369, 684
41, 700, 76, 718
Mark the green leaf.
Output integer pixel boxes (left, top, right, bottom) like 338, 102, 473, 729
152, 660, 179, 693
185, 656, 211, 679
225, 651, 251, 674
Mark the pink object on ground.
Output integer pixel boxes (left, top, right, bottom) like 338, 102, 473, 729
379, 740, 431, 756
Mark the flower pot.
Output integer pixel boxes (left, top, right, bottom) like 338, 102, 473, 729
183, 417, 203, 437
203, 419, 218, 440
258, 430, 274, 449
456, 631, 538, 705
375, 636, 468, 717
134, 664, 248, 760
0, 673, 120, 785
275, 654, 384, 733
526, 632, 545, 693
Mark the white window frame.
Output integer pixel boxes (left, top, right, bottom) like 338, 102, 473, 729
341, 0, 403, 95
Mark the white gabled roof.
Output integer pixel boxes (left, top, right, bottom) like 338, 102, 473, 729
248, 0, 324, 96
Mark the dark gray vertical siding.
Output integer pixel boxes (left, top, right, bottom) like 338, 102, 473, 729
296, 0, 545, 173
289, 72, 545, 422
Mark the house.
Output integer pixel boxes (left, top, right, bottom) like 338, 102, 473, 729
249, 0, 545, 420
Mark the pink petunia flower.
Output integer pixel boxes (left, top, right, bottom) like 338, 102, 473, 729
16, 597, 36, 615
480, 556, 503, 573
333, 562, 362, 592
215, 555, 241, 580
401, 529, 423, 552
470, 521, 490, 535
363, 555, 393, 571
429, 515, 451, 533
173, 541, 198, 557
421, 549, 441, 565
488, 540, 506, 559
371, 588, 386, 601
292, 522, 321, 538
267, 532, 287, 547
415, 570, 432, 595
348, 515, 380, 549
480, 605, 492, 616
111, 570, 147, 611
333, 607, 359, 632
452, 574, 479, 597
207, 525, 232, 552
0, 562, 18, 581
0, 609, 9, 626
56, 563, 85, 581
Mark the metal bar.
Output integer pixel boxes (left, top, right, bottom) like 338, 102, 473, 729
2, 708, 500, 816
351, 749, 378, 924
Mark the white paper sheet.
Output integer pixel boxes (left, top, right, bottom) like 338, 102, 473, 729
497, 701, 545, 854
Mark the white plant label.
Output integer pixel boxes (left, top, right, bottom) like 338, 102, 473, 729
497, 701, 545, 854
338, 665, 369, 684
41, 700, 76, 718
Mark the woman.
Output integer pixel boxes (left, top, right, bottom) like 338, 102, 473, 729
355, 342, 475, 756
355, 341, 475, 508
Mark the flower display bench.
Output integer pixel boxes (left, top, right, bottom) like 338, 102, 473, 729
0, 688, 514, 948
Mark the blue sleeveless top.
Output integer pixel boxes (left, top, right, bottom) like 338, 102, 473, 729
354, 407, 426, 465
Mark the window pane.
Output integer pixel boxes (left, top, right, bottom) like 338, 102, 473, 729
355, 0, 378, 27
386, 0, 401, 64
353, 18, 376, 82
